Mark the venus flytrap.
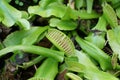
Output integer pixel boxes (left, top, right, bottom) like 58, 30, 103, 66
1, 1, 120, 79
102, 2, 118, 28
46, 29, 75, 56
28, 58, 58, 80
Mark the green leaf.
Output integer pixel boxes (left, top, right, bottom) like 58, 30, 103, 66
61, 6, 79, 20
0, 42, 4, 50
50, 18, 77, 30
107, 27, 120, 60
78, 10, 101, 19
34, 58, 58, 80
22, 26, 48, 45
85, 34, 106, 49
28, 58, 58, 80
75, 0, 84, 9
75, 35, 112, 70
66, 72, 83, 80
16, 19, 30, 30
28, 2, 66, 18
3, 27, 48, 46
116, 7, 120, 19
0, 0, 21, 27
21, 11, 29, 19
103, 3, 118, 28
67, 50, 119, 80
86, 0, 93, 13
75, 50, 98, 70
0, 0, 30, 29
39, 0, 63, 8
85, 16, 107, 49
66, 61, 85, 73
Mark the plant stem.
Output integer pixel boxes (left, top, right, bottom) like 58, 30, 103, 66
22, 56, 45, 69
0, 45, 64, 62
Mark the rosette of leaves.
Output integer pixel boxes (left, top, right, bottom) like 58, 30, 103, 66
28, 0, 100, 30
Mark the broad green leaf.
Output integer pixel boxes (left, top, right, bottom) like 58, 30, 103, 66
3, 27, 48, 46
50, 18, 77, 30
0, 0, 30, 29
28, 2, 66, 18
22, 26, 48, 45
